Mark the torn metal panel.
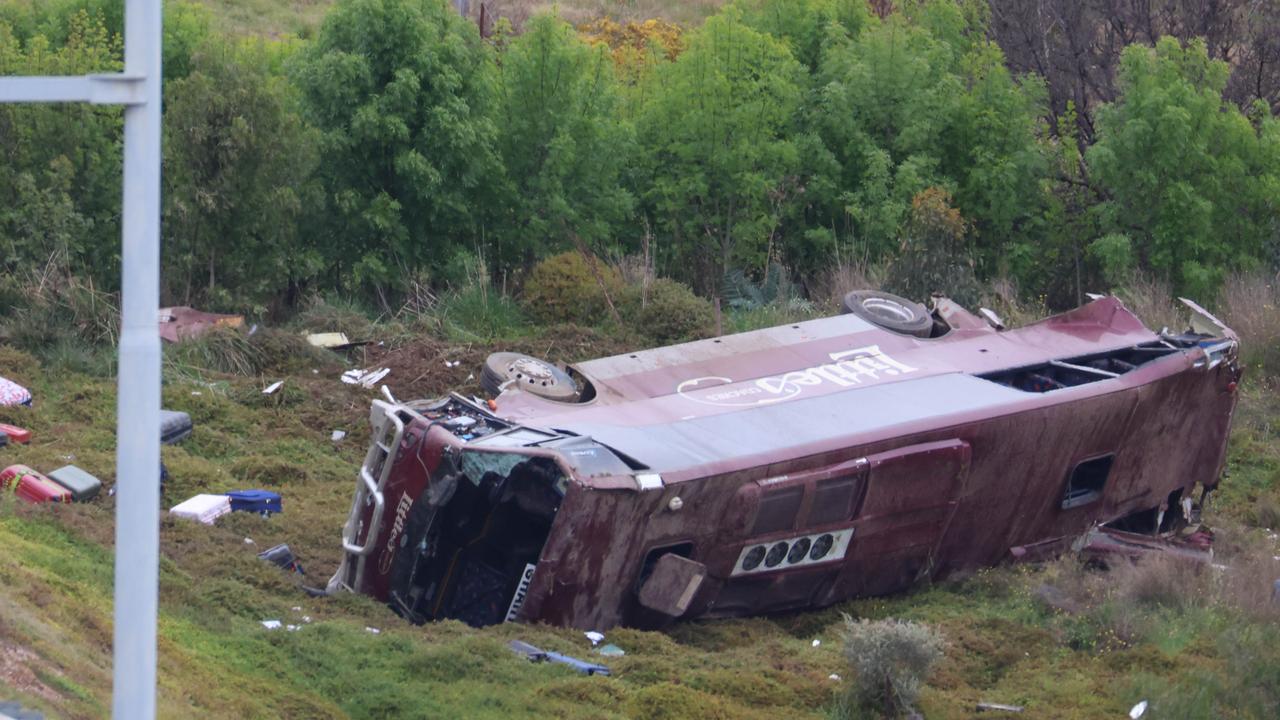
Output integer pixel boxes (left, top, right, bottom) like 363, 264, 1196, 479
329, 296, 1241, 630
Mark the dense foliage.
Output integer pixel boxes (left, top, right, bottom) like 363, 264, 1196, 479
1, 0, 1277, 312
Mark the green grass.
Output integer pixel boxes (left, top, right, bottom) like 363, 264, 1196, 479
0, 322, 1277, 718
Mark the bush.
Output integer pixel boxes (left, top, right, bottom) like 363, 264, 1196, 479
884, 188, 981, 307
619, 278, 716, 345
837, 617, 944, 719
520, 251, 622, 325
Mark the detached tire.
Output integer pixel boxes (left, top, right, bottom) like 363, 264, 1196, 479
841, 290, 933, 338
480, 352, 579, 401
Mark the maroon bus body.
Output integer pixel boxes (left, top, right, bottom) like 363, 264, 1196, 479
328, 298, 1240, 630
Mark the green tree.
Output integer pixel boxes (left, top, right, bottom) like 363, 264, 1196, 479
491, 13, 633, 266
734, 0, 870, 71
807, 3, 1046, 272
636, 11, 805, 291
163, 38, 320, 309
1087, 37, 1280, 297
0, 12, 122, 283
291, 0, 500, 297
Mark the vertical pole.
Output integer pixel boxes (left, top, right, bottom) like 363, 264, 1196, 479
112, 0, 161, 717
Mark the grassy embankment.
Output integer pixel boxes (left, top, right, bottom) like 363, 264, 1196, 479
0, 279, 1277, 719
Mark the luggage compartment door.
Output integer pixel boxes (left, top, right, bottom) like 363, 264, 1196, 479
825, 439, 970, 599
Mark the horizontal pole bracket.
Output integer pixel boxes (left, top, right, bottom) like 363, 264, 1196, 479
0, 74, 146, 105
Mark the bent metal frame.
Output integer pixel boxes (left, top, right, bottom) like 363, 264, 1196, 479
0, 1, 162, 718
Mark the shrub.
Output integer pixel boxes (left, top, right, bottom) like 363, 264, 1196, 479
884, 188, 981, 307
620, 278, 716, 345
520, 251, 622, 325
837, 617, 945, 719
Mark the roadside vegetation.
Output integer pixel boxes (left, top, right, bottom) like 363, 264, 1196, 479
1, 0, 1279, 717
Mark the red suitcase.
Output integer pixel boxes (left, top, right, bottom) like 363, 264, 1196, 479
2, 465, 71, 504
0, 464, 32, 490
0, 423, 31, 444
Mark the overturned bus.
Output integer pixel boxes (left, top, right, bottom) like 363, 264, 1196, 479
327, 291, 1240, 630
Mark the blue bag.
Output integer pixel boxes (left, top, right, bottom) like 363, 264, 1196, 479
225, 489, 282, 515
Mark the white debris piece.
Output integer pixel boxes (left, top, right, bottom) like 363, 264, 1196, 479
585, 631, 605, 646
261, 620, 282, 630
243, 537, 255, 545
828, 674, 841, 681
331, 430, 347, 442
263, 380, 284, 395
811, 638, 821, 648
1130, 700, 1148, 719
365, 627, 381, 635
342, 368, 390, 388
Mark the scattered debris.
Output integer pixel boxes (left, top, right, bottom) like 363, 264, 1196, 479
595, 644, 625, 657
507, 640, 611, 676
331, 430, 346, 442
365, 627, 380, 635
226, 489, 282, 516
584, 631, 604, 646
243, 537, 255, 545
0, 423, 32, 444
169, 494, 232, 524
828, 674, 841, 681
158, 306, 243, 343
0, 376, 32, 407
811, 638, 821, 648
1129, 700, 1148, 718
47, 465, 102, 502
977, 702, 1024, 713
258, 544, 304, 575
341, 368, 390, 388
261, 620, 282, 630
262, 381, 284, 395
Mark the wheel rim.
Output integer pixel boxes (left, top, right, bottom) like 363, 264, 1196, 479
861, 297, 916, 323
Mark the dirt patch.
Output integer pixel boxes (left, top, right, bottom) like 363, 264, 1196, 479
357, 324, 642, 402
0, 641, 61, 704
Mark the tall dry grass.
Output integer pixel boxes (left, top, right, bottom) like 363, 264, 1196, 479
1112, 271, 1180, 331
810, 260, 883, 313
1218, 271, 1280, 377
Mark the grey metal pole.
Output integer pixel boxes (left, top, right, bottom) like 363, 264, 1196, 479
112, 0, 162, 716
